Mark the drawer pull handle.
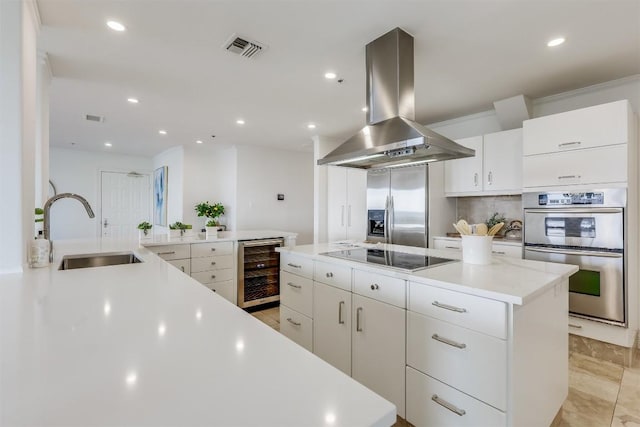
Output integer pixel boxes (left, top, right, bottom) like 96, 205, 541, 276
326, 272, 334, 278
211, 261, 216, 265
257, 263, 265, 268
287, 263, 302, 269
558, 175, 581, 180
287, 282, 302, 289
473, 172, 478, 187
210, 248, 216, 252
492, 251, 506, 255
432, 301, 467, 313
286, 317, 301, 327
444, 246, 459, 250
370, 283, 379, 290
431, 394, 466, 416
338, 301, 345, 324
569, 323, 583, 329
432, 333, 467, 349
356, 307, 363, 332
211, 275, 216, 279
157, 251, 176, 255
558, 141, 581, 148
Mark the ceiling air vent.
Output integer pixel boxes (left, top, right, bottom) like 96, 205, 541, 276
85, 114, 104, 123
223, 34, 266, 59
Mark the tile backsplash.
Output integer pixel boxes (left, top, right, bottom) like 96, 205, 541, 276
456, 195, 522, 226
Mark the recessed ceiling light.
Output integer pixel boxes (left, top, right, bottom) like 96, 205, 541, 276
158, 130, 167, 135
307, 123, 316, 129
195, 140, 203, 144
127, 98, 139, 104
106, 20, 126, 32
362, 107, 368, 112
324, 72, 337, 79
236, 119, 245, 125
547, 37, 565, 47
104, 142, 112, 147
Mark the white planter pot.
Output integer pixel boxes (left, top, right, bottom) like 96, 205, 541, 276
205, 226, 218, 239
169, 229, 183, 238
138, 229, 152, 240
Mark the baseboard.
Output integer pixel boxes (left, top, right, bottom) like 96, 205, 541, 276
569, 333, 636, 367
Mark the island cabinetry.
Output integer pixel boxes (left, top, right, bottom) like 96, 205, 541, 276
280, 254, 314, 351
433, 237, 522, 259
313, 266, 352, 375
190, 241, 235, 303
147, 244, 191, 274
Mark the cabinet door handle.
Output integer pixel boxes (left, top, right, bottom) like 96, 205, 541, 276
356, 307, 363, 332
558, 141, 581, 149
287, 282, 301, 289
341, 205, 345, 226
338, 301, 345, 324
211, 274, 216, 279
326, 272, 333, 278
287, 263, 301, 269
180, 266, 185, 272
487, 171, 493, 185
558, 175, 581, 180
210, 248, 216, 252
370, 283, 379, 290
211, 261, 216, 265
473, 172, 478, 187
157, 251, 176, 255
431, 394, 466, 416
286, 317, 301, 327
347, 205, 352, 227
445, 246, 460, 250
492, 251, 506, 255
432, 333, 467, 349
432, 300, 467, 313
569, 323, 583, 329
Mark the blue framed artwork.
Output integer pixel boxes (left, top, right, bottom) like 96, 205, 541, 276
153, 166, 168, 226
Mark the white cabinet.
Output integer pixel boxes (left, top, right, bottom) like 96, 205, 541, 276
352, 293, 406, 418
433, 237, 522, 259
190, 241, 236, 304
522, 100, 633, 190
327, 166, 367, 241
444, 129, 522, 196
279, 254, 314, 351
313, 281, 352, 375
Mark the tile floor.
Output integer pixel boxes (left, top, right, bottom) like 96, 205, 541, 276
251, 306, 640, 427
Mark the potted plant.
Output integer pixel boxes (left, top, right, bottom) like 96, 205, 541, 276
137, 221, 152, 239
169, 221, 192, 238
195, 201, 225, 238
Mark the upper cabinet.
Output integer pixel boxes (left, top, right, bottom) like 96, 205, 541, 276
327, 166, 367, 242
444, 128, 522, 197
522, 100, 634, 190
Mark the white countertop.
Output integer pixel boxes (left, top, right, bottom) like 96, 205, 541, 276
278, 242, 577, 305
140, 229, 298, 246
0, 238, 394, 426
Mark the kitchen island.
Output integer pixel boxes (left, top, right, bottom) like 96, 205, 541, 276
277, 242, 578, 426
0, 238, 395, 426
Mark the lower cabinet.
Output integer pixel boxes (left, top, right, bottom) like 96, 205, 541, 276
352, 294, 406, 418
280, 305, 313, 350
313, 281, 352, 375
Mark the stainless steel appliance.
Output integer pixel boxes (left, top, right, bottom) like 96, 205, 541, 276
237, 238, 284, 309
317, 28, 474, 169
367, 164, 428, 247
323, 248, 457, 272
523, 189, 626, 326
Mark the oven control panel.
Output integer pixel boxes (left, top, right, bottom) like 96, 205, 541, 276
538, 192, 605, 206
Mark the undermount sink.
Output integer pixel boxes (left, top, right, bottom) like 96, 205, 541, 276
59, 252, 143, 270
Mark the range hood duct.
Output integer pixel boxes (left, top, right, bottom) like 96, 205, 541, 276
318, 28, 475, 169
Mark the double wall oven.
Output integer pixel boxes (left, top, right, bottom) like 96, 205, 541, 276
523, 189, 626, 326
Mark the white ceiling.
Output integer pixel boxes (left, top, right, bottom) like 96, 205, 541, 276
38, 0, 640, 157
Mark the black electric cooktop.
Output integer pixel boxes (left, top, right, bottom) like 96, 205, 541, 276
322, 248, 457, 272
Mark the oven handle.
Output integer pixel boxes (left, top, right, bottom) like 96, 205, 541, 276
524, 247, 623, 258
524, 208, 623, 214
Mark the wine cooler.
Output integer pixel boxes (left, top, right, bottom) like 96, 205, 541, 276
237, 238, 284, 309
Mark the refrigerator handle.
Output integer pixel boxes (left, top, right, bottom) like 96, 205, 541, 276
389, 196, 394, 243
384, 196, 390, 243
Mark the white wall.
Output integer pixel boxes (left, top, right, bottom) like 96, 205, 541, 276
235, 145, 314, 244
152, 146, 183, 230
49, 147, 153, 239
182, 145, 237, 231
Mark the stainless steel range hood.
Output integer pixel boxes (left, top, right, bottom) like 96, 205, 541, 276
318, 28, 475, 169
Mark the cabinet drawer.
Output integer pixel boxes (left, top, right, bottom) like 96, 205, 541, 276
191, 254, 234, 273
281, 253, 314, 279
204, 280, 235, 304
523, 100, 630, 156
491, 243, 522, 258
148, 244, 190, 261
314, 260, 351, 291
406, 366, 506, 427
407, 311, 507, 410
433, 238, 461, 251
280, 305, 313, 352
354, 269, 406, 308
409, 282, 506, 339
191, 268, 233, 285
191, 241, 233, 258
167, 258, 190, 275
523, 144, 627, 188
281, 271, 313, 317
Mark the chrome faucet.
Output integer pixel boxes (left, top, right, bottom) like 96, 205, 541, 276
43, 193, 95, 262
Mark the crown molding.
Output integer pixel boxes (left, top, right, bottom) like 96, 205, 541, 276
533, 74, 640, 106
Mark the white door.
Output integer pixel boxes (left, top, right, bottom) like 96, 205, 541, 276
346, 168, 367, 241
483, 128, 522, 193
101, 171, 151, 238
444, 136, 483, 195
327, 166, 347, 242
313, 282, 352, 375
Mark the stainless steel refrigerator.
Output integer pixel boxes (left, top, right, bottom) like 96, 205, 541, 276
367, 165, 428, 248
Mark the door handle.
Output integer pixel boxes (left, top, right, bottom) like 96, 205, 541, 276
473, 173, 478, 186
341, 205, 345, 227
487, 171, 493, 185
338, 301, 345, 324
347, 205, 352, 227
103, 218, 109, 228
356, 307, 363, 332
